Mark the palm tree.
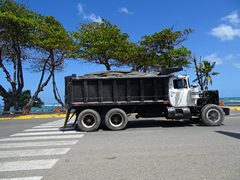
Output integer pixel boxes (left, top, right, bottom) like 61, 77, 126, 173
201, 61, 220, 91
192, 57, 219, 91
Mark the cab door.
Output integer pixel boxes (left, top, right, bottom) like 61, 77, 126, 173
169, 77, 190, 107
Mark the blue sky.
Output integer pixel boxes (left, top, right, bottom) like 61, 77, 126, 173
1, 0, 240, 105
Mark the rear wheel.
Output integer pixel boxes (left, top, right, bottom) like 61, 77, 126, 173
77, 109, 101, 132
200, 104, 224, 126
105, 108, 128, 130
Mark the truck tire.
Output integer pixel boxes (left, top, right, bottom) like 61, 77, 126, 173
105, 108, 128, 130
200, 104, 224, 126
77, 109, 101, 132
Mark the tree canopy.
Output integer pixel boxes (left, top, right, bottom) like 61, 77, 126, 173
0, 0, 75, 111
72, 19, 130, 70
192, 56, 220, 91
117, 42, 158, 72
140, 27, 194, 68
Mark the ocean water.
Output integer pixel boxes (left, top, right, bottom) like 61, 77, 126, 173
0, 98, 240, 114
0, 103, 62, 114
219, 97, 240, 106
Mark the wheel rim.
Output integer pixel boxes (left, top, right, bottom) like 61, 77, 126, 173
109, 113, 123, 127
82, 114, 96, 128
206, 109, 220, 122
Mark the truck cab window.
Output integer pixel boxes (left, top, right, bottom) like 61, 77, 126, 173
173, 79, 182, 89
173, 79, 188, 89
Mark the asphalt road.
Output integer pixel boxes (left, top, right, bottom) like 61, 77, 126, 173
0, 110, 240, 180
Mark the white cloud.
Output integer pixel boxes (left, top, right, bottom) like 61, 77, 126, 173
204, 53, 223, 65
225, 53, 240, 60
225, 54, 233, 60
83, 13, 102, 23
225, 54, 240, 68
233, 62, 240, 69
77, 3, 84, 14
118, 7, 133, 14
221, 10, 240, 27
77, 3, 102, 23
210, 10, 240, 41
210, 24, 240, 41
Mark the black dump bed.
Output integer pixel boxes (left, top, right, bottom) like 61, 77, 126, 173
64, 69, 184, 109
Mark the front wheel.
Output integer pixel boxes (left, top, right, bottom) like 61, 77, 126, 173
77, 109, 101, 132
105, 108, 128, 130
200, 104, 224, 126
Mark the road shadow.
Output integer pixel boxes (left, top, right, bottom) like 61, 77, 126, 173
215, 131, 240, 140
126, 119, 195, 129
98, 119, 197, 131
68, 119, 200, 132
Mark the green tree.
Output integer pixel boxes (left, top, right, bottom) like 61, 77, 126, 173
116, 42, 157, 72
192, 56, 220, 91
4, 89, 44, 111
72, 19, 130, 70
201, 61, 220, 91
140, 26, 194, 68
0, 0, 40, 111
0, 0, 74, 111
25, 15, 75, 108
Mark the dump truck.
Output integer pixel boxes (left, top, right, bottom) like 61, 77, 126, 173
63, 67, 229, 132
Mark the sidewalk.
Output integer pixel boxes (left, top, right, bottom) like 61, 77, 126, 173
0, 112, 67, 120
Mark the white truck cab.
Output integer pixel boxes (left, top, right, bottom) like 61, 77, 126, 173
169, 75, 199, 107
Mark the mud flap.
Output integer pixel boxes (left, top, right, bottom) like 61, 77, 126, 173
221, 107, 230, 116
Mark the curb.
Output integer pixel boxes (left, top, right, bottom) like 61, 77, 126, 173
229, 107, 240, 111
0, 114, 68, 120
222, 106, 240, 111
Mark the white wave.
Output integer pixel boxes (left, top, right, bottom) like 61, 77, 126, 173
44, 104, 61, 106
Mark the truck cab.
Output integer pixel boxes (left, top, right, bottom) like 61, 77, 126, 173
169, 75, 197, 107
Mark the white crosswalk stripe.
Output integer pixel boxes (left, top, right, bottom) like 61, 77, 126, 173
0, 177, 43, 180
40, 124, 63, 127
0, 159, 59, 171
24, 128, 61, 131
0, 118, 82, 179
24, 127, 75, 131
0, 134, 84, 141
33, 125, 69, 128
11, 131, 79, 136
0, 140, 78, 148
0, 148, 70, 158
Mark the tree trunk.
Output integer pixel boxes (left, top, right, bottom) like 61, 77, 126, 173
24, 58, 53, 109
13, 98, 19, 111
103, 59, 111, 70
0, 49, 22, 112
131, 59, 137, 71
192, 56, 204, 91
3, 101, 12, 112
25, 90, 40, 110
24, 73, 53, 109
52, 73, 64, 106
105, 64, 111, 70
0, 85, 9, 111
